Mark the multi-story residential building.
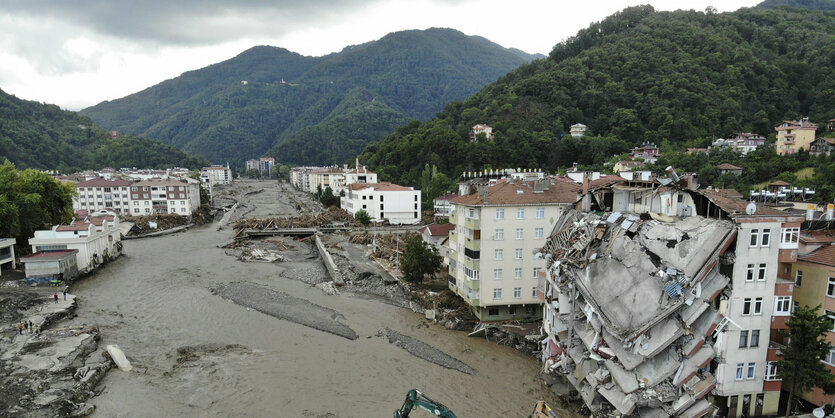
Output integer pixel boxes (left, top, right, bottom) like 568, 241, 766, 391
28, 210, 122, 274
570, 123, 587, 138
446, 177, 579, 321
245, 159, 259, 172
74, 178, 132, 215
290, 164, 378, 196
129, 179, 200, 216
712, 133, 766, 155
0, 238, 15, 276
810, 137, 835, 157
341, 182, 421, 225
470, 124, 494, 142
200, 165, 232, 185
538, 174, 805, 417
630, 142, 660, 163
776, 118, 817, 155
308, 167, 346, 195
433, 193, 457, 217
247, 157, 276, 176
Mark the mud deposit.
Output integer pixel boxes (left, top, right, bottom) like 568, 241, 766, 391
216, 282, 358, 340
382, 328, 475, 375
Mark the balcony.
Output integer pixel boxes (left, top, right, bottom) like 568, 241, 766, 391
464, 217, 481, 230
464, 277, 480, 291
463, 257, 480, 271
463, 238, 480, 252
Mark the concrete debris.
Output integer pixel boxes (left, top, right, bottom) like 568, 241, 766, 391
216, 282, 358, 340
316, 281, 340, 295
381, 328, 475, 375
539, 209, 735, 417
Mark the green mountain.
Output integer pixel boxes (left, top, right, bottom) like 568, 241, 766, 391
360, 5, 835, 187
79, 28, 542, 166
0, 88, 207, 171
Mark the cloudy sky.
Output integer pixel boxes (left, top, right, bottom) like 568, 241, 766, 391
0, 0, 759, 110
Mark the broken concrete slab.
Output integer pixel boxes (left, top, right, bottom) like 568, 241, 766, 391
673, 346, 714, 387
635, 318, 685, 358
598, 384, 637, 415
635, 346, 680, 388
678, 398, 713, 418
605, 359, 640, 394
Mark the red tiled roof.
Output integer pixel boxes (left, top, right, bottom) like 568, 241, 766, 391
820, 137, 835, 145
800, 230, 835, 244
420, 223, 456, 237
375, 183, 413, 192
133, 179, 188, 187
433, 193, 458, 201
769, 180, 790, 186
77, 178, 131, 187
717, 163, 742, 170
56, 222, 94, 231
798, 245, 835, 267
590, 176, 626, 189
21, 250, 78, 260
713, 189, 744, 199
450, 178, 580, 206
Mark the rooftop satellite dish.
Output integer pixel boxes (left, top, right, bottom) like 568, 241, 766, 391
813, 408, 825, 418
746, 202, 757, 215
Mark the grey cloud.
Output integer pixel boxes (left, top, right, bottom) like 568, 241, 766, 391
2, 0, 380, 45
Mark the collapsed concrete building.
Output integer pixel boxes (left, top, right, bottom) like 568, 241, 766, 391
539, 209, 736, 417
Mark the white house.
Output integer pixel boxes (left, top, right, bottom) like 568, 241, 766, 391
74, 178, 133, 216
570, 123, 587, 138
433, 193, 458, 217
341, 182, 421, 225
200, 165, 232, 185
28, 210, 122, 274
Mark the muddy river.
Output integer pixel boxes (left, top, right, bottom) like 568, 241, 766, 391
68, 182, 571, 417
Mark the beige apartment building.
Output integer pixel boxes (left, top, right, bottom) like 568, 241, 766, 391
446, 177, 579, 321
775, 118, 817, 155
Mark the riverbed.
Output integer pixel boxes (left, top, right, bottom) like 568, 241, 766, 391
68, 180, 571, 417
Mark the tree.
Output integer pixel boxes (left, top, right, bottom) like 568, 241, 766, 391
319, 186, 338, 207
400, 233, 442, 284
776, 304, 835, 417
355, 209, 371, 226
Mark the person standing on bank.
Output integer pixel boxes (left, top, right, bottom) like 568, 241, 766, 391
17, 322, 23, 335
63, 288, 67, 301
53, 293, 58, 303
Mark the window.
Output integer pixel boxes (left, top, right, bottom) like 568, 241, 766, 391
494, 249, 503, 260
746, 264, 755, 281
750, 229, 759, 246
736, 363, 744, 380
535, 228, 544, 239
516, 228, 523, 240
533, 267, 542, 279
181, 208, 186, 213
494, 229, 504, 240
488, 308, 499, 316
826, 310, 835, 331
536, 208, 545, 219
513, 287, 521, 298
739, 330, 748, 348
493, 288, 502, 299
532, 287, 538, 297
743, 298, 752, 315
508, 307, 516, 315
493, 269, 503, 280
766, 362, 779, 381
380, 203, 384, 210
751, 330, 759, 347
761, 229, 771, 247
754, 297, 763, 315
825, 349, 835, 366
828, 277, 835, 297
747, 362, 756, 380
413, 195, 417, 202
515, 248, 523, 260
796, 270, 803, 287
517, 208, 525, 219
774, 296, 792, 315
758, 264, 767, 281
514, 268, 522, 280
380, 195, 384, 202
782, 227, 799, 245
496, 209, 504, 219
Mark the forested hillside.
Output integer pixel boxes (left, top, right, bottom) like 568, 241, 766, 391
360, 5, 835, 191
80, 28, 541, 166
0, 89, 207, 171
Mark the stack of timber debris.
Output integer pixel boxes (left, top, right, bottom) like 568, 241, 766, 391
232, 207, 359, 234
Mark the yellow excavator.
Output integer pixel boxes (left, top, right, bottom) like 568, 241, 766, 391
393, 390, 558, 417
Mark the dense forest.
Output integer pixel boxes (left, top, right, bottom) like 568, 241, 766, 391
359, 4, 835, 202
0, 89, 207, 172
80, 28, 542, 167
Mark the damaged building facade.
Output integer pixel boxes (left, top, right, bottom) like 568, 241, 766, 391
539, 174, 803, 417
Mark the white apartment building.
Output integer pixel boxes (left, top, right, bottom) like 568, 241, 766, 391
74, 178, 132, 215
28, 210, 122, 274
341, 182, 421, 225
291, 164, 378, 196
433, 193, 457, 217
0, 238, 15, 276
201, 165, 232, 185
446, 178, 579, 321
130, 179, 200, 216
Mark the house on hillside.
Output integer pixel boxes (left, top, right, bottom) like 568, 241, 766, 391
470, 124, 494, 142
630, 142, 659, 163
810, 137, 835, 156
775, 118, 817, 155
433, 193, 458, 217
613, 160, 644, 173
718, 163, 743, 176
569, 123, 587, 138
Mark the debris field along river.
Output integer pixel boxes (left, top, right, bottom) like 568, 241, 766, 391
67, 180, 570, 417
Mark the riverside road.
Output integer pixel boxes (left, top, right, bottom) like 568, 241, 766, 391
66, 180, 571, 417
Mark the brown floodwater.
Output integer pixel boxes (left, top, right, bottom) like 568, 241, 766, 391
69, 182, 574, 417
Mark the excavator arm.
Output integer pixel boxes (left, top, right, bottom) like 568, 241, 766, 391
394, 389, 457, 418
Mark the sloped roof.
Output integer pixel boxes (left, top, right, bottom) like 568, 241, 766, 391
717, 163, 742, 170
769, 180, 790, 186
800, 230, 835, 245
133, 179, 189, 187
21, 250, 78, 261
450, 178, 580, 206
694, 189, 785, 216
56, 222, 94, 231
433, 193, 458, 201
420, 223, 456, 237
798, 245, 835, 267
77, 178, 131, 187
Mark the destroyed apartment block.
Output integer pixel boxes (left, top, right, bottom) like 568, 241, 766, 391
539, 209, 736, 417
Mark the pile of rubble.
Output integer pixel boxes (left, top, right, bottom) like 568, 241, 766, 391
232, 207, 359, 233
223, 239, 289, 263
539, 210, 736, 418
124, 213, 190, 234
